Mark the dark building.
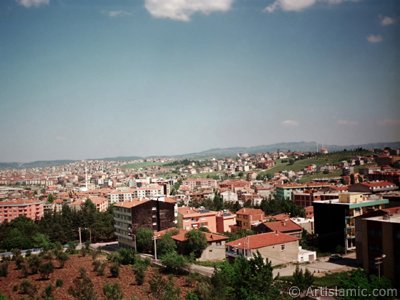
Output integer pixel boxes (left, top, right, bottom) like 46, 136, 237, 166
313, 193, 388, 253
113, 197, 177, 248
356, 212, 400, 288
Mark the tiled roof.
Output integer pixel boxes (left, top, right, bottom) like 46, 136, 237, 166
226, 232, 298, 250
362, 181, 396, 188
264, 219, 303, 233
171, 230, 228, 243
236, 208, 264, 216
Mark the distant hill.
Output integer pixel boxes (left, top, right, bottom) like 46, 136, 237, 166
1, 141, 399, 169
171, 141, 400, 159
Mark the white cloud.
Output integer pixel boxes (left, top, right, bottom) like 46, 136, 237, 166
265, 0, 316, 13
380, 16, 396, 26
367, 34, 383, 43
264, 0, 360, 13
145, 0, 233, 21
336, 119, 358, 126
378, 119, 400, 126
103, 10, 132, 18
16, 0, 49, 8
281, 120, 299, 127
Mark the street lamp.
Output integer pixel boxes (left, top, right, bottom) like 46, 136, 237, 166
153, 236, 158, 261
78, 227, 92, 248
127, 226, 137, 252
374, 254, 386, 278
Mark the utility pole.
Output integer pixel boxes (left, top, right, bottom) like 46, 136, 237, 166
78, 227, 82, 248
374, 254, 386, 278
153, 237, 157, 260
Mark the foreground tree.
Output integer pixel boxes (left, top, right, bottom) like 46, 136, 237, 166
160, 251, 188, 274
103, 283, 123, 300
68, 268, 97, 300
136, 227, 154, 253
184, 230, 207, 258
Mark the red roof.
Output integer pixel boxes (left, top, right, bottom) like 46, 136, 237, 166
170, 230, 228, 243
264, 219, 302, 233
362, 181, 396, 188
226, 232, 299, 250
236, 208, 264, 216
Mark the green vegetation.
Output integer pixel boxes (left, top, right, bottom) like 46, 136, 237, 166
121, 161, 169, 169
136, 227, 154, 253
292, 265, 314, 291
160, 251, 188, 274
257, 150, 372, 178
68, 268, 98, 300
183, 230, 208, 258
259, 198, 305, 218
133, 257, 150, 285
0, 200, 115, 251
149, 273, 181, 300
103, 283, 123, 300
157, 231, 178, 257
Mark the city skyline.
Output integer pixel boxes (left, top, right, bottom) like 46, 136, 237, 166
1, 0, 399, 162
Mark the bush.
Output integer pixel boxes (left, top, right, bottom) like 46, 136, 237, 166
103, 283, 123, 300
0, 261, 9, 277
68, 268, 97, 300
149, 273, 181, 300
39, 261, 54, 280
160, 251, 188, 274
55, 251, 69, 268
109, 263, 120, 278
93, 260, 106, 276
42, 284, 53, 299
19, 279, 37, 297
28, 255, 41, 274
117, 248, 136, 265
15, 254, 25, 270
55, 279, 64, 288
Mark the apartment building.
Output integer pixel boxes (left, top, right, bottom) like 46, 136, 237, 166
0, 199, 44, 223
216, 210, 236, 233
355, 211, 400, 288
235, 208, 265, 230
314, 193, 389, 253
180, 178, 218, 191
177, 206, 217, 233
113, 197, 177, 248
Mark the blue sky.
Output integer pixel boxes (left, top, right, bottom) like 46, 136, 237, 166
0, 0, 399, 161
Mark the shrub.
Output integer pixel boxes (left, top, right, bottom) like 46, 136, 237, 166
19, 279, 37, 297
93, 260, 106, 276
15, 254, 25, 269
103, 283, 123, 300
28, 255, 41, 274
55, 279, 63, 288
0, 261, 9, 277
117, 248, 136, 265
109, 263, 120, 278
68, 268, 97, 300
42, 284, 53, 299
55, 251, 69, 268
160, 251, 188, 274
39, 261, 54, 280
149, 273, 181, 300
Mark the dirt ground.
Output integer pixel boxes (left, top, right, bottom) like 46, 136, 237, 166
0, 254, 194, 299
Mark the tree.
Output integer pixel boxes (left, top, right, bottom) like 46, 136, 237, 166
184, 230, 207, 258
292, 265, 314, 291
68, 268, 98, 300
160, 251, 188, 274
133, 258, 149, 285
212, 193, 224, 211
210, 251, 280, 300
0, 261, 9, 277
136, 227, 154, 253
47, 194, 55, 203
39, 261, 54, 280
103, 283, 123, 300
117, 247, 136, 265
157, 233, 177, 257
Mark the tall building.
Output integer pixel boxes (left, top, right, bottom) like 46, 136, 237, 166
113, 197, 177, 248
356, 212, 400, 288
313, 193, 388, 253
177, 207, 217, 233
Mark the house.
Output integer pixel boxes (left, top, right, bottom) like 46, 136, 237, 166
172, 229, 228, 261
225, 232, 308, 266
348, 181, 398, 194
253, 219, 303, 238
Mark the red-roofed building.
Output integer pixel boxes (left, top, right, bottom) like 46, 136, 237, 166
253, 219, 303, 238
177, 206, 217, 233
157, 228, 228, 261
225, 232, 309, 265
348, 181, 398, 194
0, 199, 44, 223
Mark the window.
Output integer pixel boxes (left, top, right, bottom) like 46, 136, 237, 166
281, 244, 285, 251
